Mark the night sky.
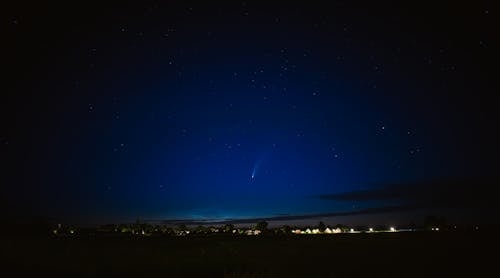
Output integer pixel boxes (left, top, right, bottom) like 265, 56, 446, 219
3, 2, 498, 225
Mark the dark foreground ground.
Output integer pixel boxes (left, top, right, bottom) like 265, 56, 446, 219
1, 232, 493, 277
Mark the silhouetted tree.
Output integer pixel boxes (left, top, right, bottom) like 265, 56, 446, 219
163, 227, 174, 235
195, 225, 208, 234
355, 225, 367, 231
334, 224, 348, 232
281, 225, 292, 234
318, 221, 326, 232
223, 224, 235, 233
255, 221, 268, 231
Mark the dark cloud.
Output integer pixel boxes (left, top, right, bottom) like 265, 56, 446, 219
315, 178, 499, 209
150, 205, 418, 226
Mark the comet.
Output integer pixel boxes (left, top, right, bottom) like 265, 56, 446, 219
251, 160, 261, 180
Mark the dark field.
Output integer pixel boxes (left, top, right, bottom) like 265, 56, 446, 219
2, 232, 492, 277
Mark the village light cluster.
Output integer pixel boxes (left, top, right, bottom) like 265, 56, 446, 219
292, 227, 343, 234
51, 221, 485, 238
50, 225, 406, 237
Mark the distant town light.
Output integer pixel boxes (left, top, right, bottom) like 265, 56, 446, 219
390, 227, 395, 232
435, 228, 439, 231
350, 228, 354, 233
369, 228, 373, 232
